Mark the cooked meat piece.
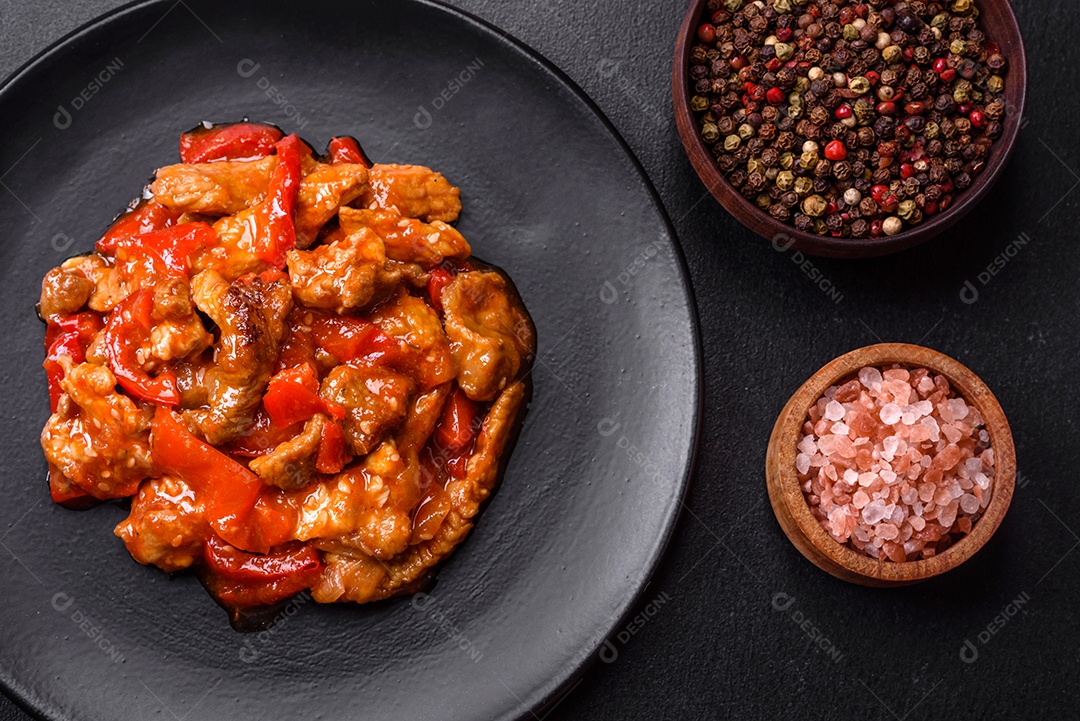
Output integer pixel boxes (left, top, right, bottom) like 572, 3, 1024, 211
39, 266, 95, 319
338, 207, 470, 267
286, 228, 423, 314
310, 552, 390, 604
370, 290, 456, 389
184, 270, 292, 444
294, 441, 416, 560
441, 271, 535, 401
173, 356, 211, 408
40, 359, 154, 499
148, 278, 212, 363
320, 366, 413, 456
114, 475, 209, 572
59, 255, 128, 313
395, 383, 451, 454
315, 381, 526, 603
358, 164, 461, 222
194, 207, 271, 281
295, 162, 368, 248
150, 157, 276, 216
249, 413, 326, 490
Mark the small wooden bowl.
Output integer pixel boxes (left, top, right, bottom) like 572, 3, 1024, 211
672, 0, 1028, 259
766, 343, 1015, 586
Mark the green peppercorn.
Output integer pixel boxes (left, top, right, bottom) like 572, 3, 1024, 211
724, 134, 742, 152
848, 76, 871, 95
774, 0, 793, 12
953, 86, 970, 104
794, 77, 810, 94
853, 99, 874, 125
774, 42, 795, 61
747, 158, 763, 175
776, 170, 795, 190
951, 0, 973, 14
788, 104, 804, 120
755, 193, 772, 210
813, 218, 828, 235
779, 152, 794, 170
800, 150, 819, 170
701, 123, 720, 144
931, 12, 949, 29
987, 75, 1005, 94
801, 194, 828, 217
724, 0, 743, 11
843, 24, 859, 41
738, 123, 756, 139
950, 39, 967, 56
924, 121, 940, 139
794, 177, 813, 196
765, 167, 779, 182
898, 200, 918, 221
883, 45, 903, 64
691, 95, 709, 112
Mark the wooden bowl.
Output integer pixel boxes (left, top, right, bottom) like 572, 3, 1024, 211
766, 343, 1015, 586
672, 0, 1028, 259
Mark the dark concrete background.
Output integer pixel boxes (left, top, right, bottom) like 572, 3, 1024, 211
1, 0, 1077, 718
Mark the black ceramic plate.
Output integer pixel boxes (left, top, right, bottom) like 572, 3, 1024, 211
0, 1, 700, 720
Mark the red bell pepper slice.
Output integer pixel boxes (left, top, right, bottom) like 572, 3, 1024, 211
48, 466, 96, 509
262, 365, 345, 429
102, 290, 180, 406
315, 420, 349, 474
43, 312, 104, 412
115, 222, 215, 279
309, 313, 397, 364
151, 407, 272, 552
435, 388, 480, 453
427, 268, 454, 314
179, 122, 283, 164
201, 536, 323, 609
326, 136, 371, 167
435, 387, 482, 479
96, 200, 182, 255
255, 134, 305, 268
204, 535, 321, 583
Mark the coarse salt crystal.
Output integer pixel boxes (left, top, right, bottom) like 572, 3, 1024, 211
882, 435, 899, 461
880, 403, 902, 425
825, 400, 846, 422
960, 494, 980, 514
862, 499, 888, 525
796, 454, 811, 475
843, 469, 859, 485
852, 491, 870, 508
832, 422, 850, 436
858, 366, 883, 390
946, 398, 970, 421
875, 522, 899, 540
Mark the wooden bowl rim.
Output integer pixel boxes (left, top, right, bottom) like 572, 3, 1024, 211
767, 343, 1016, 585
672, 0, 1029, 259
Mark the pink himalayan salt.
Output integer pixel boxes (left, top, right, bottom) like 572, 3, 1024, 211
798, 365, 995, 562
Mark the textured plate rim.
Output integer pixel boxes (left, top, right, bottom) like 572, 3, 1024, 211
0, 1, 704, 719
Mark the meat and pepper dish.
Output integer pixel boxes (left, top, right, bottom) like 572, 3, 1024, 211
38, 122, 535, 624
